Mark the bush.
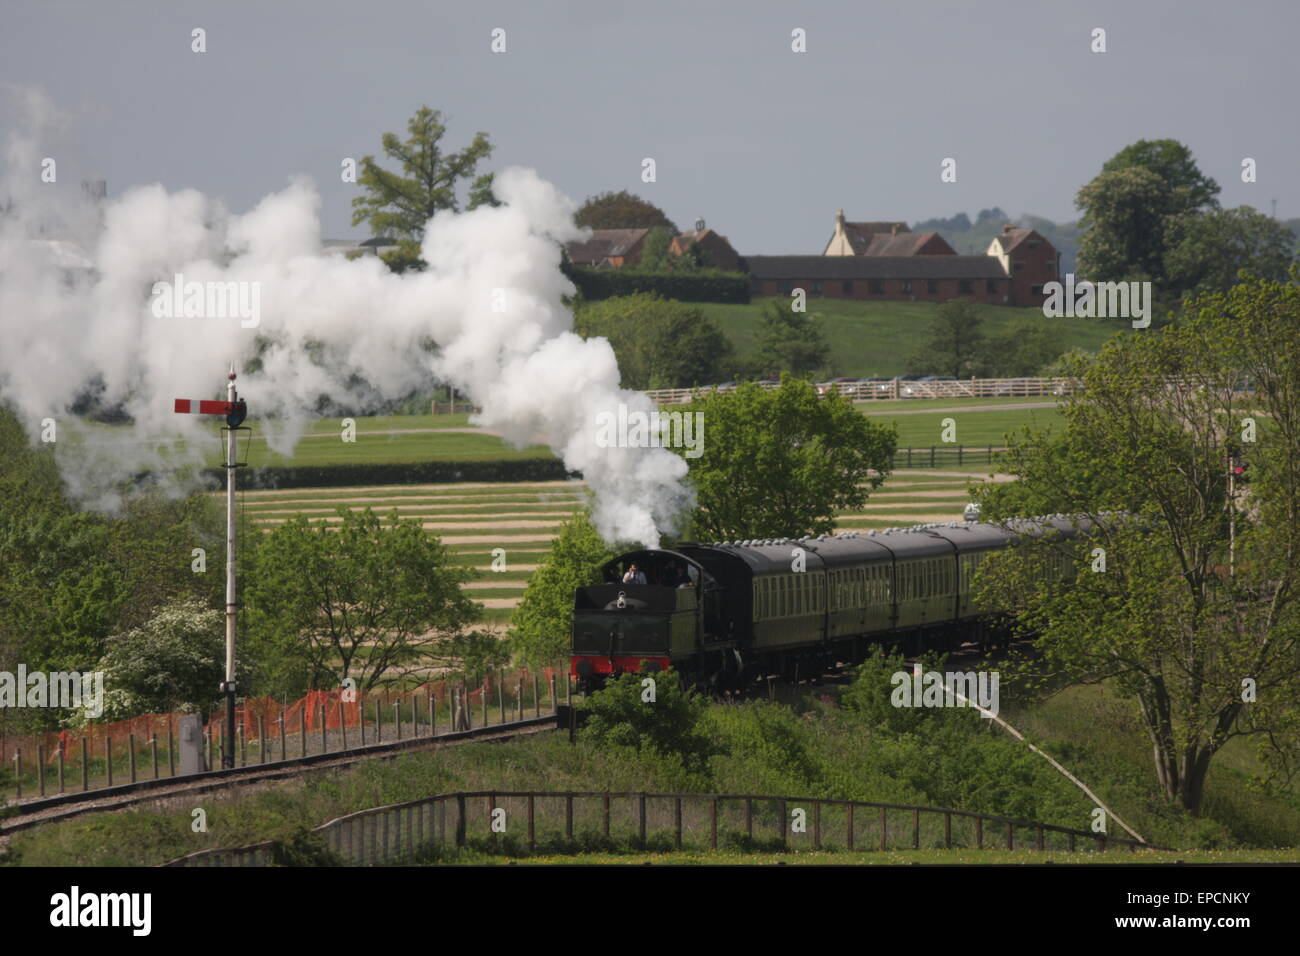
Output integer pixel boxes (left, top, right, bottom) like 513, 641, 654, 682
578, 670, 713, 770
198, 458, 574, 490
564, 264, 751, 303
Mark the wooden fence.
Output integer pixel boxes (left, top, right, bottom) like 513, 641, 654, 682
645, 377, 1082, 405
162, 790, 1162, 866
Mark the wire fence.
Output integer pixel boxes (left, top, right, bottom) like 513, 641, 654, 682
162, 790, 1161, 866
3, 667, 566, 804
646, 377, 1081, 405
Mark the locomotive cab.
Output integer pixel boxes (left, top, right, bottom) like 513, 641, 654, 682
571, 549, 709, 692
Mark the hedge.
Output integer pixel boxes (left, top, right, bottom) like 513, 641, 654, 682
565, 265, 751, 304
199, 457, 577, 490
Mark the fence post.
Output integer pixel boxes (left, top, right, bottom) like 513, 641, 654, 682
813, 801, 821, 850
340, 707, 348, 751
534, 676, 540, 718
319, 704, 327, 753
279, 714, 286, 760
603, 792, 610, 838
745, 798, 753, 839
429, 693, 435, 737
497, 680, 503, 725
1007, 822, 1014, 850
847, 803, 854, 850
258, 717, 267, 764
464, 685, 472, 731
81, 737, 88, 792
238, 724, 246, 767
945, 811, 952, 849
566, 672, 572, 705
675, 797, 683, 849
106, 737, 113, 787
37, 745, 45, 796
528, 794, 535, 851
517, 677, 524, 722
879, 807, 886, 851
375, 698, 382, 744
566, 793, 574, 842
13, 750, 20, 799
168, 721, 175, 777
912, 808, 919, 850
1068, 831, 1076, 853
639, 793, 647, 850
1036, 825, 1044, 851
396, 700, 403, 742
58, 746, 65, 794
976, 816, 983, 849
550, 675, 556, 714
151, 735, 159, 779
779, 800, 787, 847
710, 798, 718, 850
481, 686, 487, 728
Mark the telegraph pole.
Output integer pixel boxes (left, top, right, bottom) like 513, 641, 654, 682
174, 372, 248, 769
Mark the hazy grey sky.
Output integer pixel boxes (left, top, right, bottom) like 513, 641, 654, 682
4, 0, 1295, 253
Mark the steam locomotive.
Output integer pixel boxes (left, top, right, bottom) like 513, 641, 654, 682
570, 517, 1092, 693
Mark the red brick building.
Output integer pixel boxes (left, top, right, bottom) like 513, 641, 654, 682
669, 218, 742, 271
985, 224, 1061, 306
744, 212, 1059, 307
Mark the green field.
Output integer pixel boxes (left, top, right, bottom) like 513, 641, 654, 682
697, 297, 1128, 377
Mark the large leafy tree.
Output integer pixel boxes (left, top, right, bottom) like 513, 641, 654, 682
751, 300, 832, 379
509, 511, 618, 667
906, 298, 986, 378
350, 106, 496, 273
676, 377, 896, 540
574, 190, 677, 233
973, 273, 1300, 815
1075, 166, 1172, 284
243, 507, 482, 696
1101, 138, 1220, 217
574, 293, 736, 389
1163, 206, 1296, 296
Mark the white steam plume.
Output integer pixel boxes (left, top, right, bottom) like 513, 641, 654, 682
0, 92, 692, 546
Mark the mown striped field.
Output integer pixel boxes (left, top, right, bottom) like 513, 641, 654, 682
237, 468, 1007, 622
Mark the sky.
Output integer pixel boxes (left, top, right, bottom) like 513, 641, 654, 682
3, 0, 1296, 254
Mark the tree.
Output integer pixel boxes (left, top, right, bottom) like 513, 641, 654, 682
1075, 166, 1171, 283
243, 507, 482, 696
574, 293, 736, 389
1101, 138, 1221, 216
1163, 206, 1296, 296
510, 511, 618, 667
574, 190, 677, 232
906, 298, 985, 378
350, 106, 495, 273
750, 300, 832, 379
638, 225, 673, 270
972, 273, 1300, 814
93, 599, 231, 721
675, 377, 896, 540
980, 322, 1062, 377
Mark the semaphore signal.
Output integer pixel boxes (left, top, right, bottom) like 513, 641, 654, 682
174, 369, 249, 769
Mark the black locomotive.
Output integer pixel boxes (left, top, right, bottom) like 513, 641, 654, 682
570, 517, 1092, 692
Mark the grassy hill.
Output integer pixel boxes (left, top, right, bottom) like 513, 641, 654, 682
696, 297, 1126, 377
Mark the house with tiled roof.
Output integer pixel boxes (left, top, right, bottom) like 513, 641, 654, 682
986, 223, 1061, 307
823, 211, 955, 257
565, 228, 650, 267
669, 217, 742, 271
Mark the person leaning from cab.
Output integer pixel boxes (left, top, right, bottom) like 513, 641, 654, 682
622, 563, 647, 585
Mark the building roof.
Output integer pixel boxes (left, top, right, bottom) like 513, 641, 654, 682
565, 228, 650, 266
744, 255, 1008, 280
991, 225, 1040, 254
840, 220, 909, 254
861, 231, 952, 256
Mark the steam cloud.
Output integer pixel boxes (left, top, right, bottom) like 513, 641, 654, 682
0, 89, 692, 546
